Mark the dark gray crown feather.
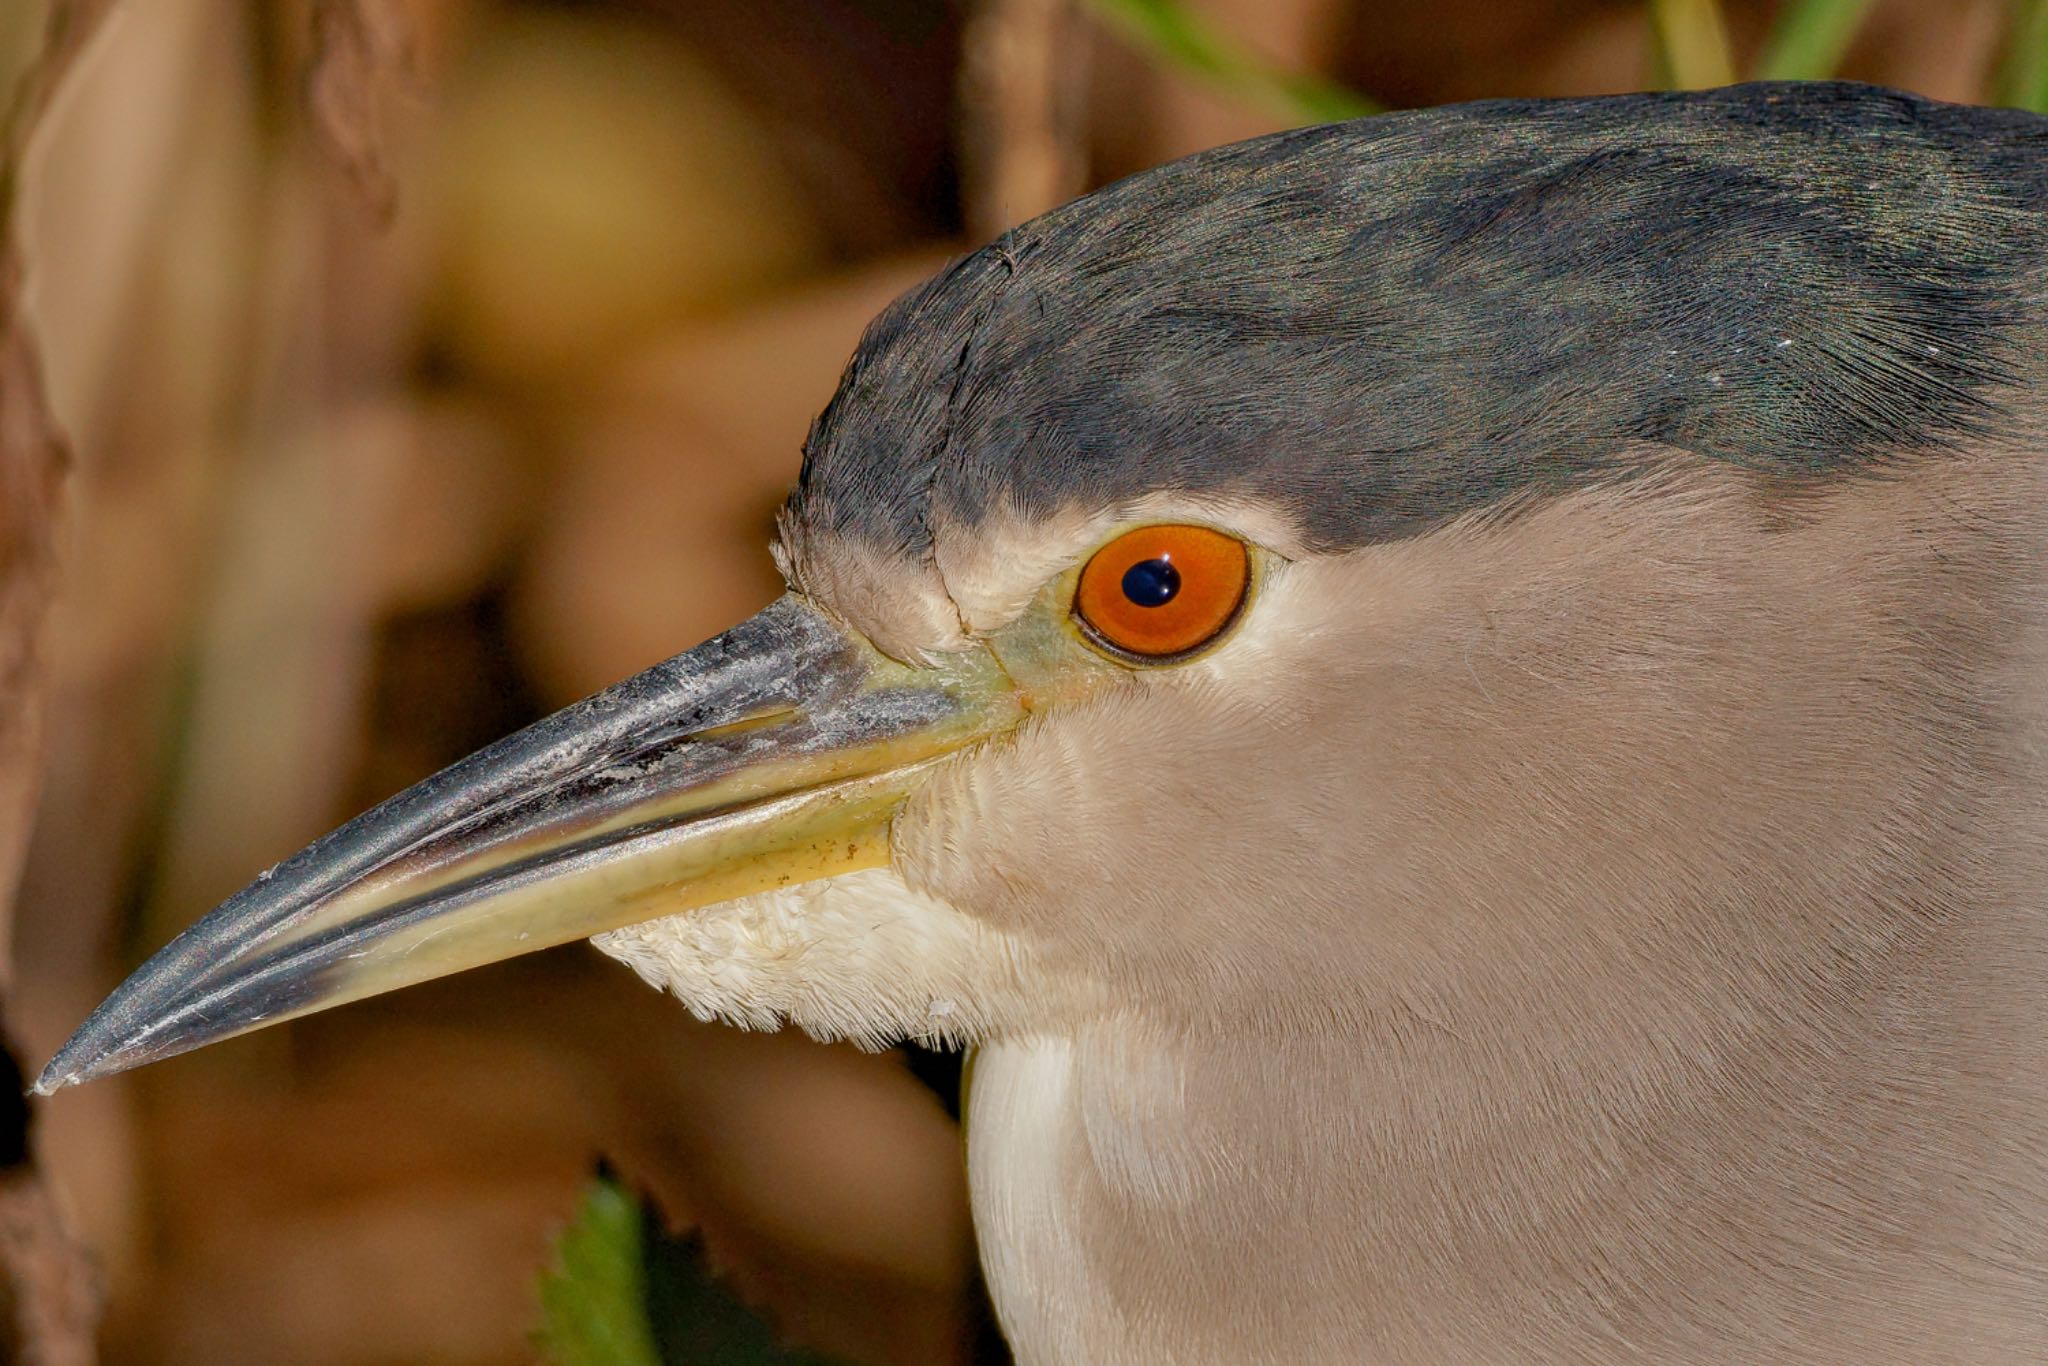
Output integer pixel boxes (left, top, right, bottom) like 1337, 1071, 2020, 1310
791, 82, 2048, 558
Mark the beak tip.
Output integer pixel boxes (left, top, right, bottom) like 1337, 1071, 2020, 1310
30, 1046, 89, 1097
33, 1013, 163, 1096
32, 1038, 107, 1096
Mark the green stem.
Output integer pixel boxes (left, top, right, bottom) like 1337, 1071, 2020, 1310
1648, 0, 1737, 89
1754, 0, 1876, 81
1080, 0, 1380, 124
1998, 0, 2048, 112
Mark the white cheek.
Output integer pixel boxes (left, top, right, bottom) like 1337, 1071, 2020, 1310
1185, 552, 1323, 680
590, 865, 1039, 1049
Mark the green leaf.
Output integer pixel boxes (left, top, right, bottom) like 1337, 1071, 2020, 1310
1753, 0, 1877, 81
537, 1176, 843, 1366
1080, 0, 1380, 125
1647, 0, 1737, 89
1998, 0, 2048, 113
537, 1178, 664, 1366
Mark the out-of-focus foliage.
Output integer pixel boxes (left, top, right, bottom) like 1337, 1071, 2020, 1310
429, 7, 827, 385
1756, 0, 1878, 81
10, 2, 2042, 1364
1083, 0, 1379, 121
538, 1179, 663, 1366
2001, 0, 2048, 111
1097, 0, 2048, 123
539, 1176, 838, 1366
1648, 0, 1737, 86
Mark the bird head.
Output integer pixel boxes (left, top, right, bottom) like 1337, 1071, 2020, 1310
38, 82, 2048, 1101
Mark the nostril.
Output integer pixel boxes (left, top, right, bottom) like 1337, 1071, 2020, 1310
682, 704, 800, 743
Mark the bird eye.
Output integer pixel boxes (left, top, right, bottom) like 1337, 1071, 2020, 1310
1073, 524, 1250, 661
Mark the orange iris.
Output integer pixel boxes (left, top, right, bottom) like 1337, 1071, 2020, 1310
1073, 524, 1250, 661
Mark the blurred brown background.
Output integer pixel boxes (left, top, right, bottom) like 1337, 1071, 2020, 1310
0, 0, 2030, 1361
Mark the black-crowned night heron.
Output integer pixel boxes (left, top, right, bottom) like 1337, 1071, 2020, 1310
35, 82, 2048, 1361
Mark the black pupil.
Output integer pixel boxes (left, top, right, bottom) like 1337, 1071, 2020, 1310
1121, 557, 1181, 608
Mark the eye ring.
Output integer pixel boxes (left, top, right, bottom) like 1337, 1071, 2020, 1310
1072, 524, 1251, 663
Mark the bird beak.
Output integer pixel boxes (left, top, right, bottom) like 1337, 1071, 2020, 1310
35, 595, 1023, 1095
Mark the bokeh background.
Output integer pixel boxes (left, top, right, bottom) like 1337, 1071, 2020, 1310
2, 0, 2040, 1361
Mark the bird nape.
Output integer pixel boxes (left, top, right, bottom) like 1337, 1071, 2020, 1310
38, 81, 2048, 1362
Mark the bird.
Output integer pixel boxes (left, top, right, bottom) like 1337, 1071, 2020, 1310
33, 80, 2048, 1362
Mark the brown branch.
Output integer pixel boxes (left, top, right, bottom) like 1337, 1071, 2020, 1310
958, 0, 1093, 241
0, 3, 416, 1355
0, 2, 125, 1359
0, 0, 119, 217
0, 250, 65, 981
307, 0, 413, 222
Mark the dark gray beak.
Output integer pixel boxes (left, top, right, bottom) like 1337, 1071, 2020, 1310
36, 595, 1021, 1095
